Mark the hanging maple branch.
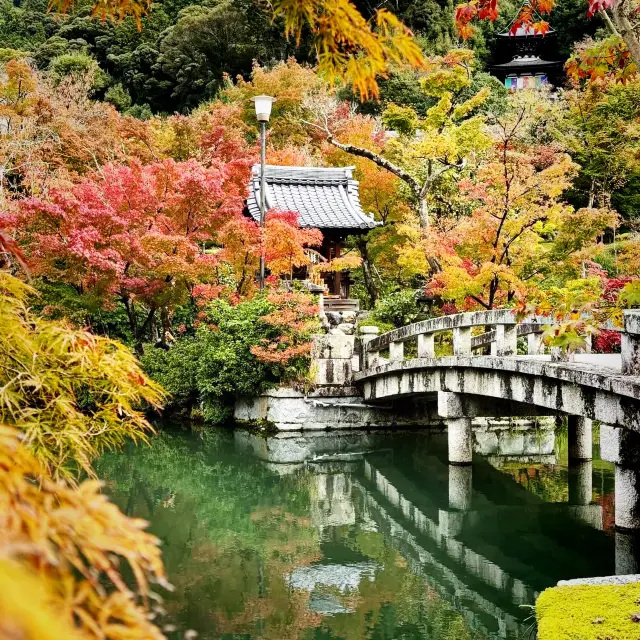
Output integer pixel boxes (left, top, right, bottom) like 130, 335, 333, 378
48, 0, 424, 100
454, 0, 640, 79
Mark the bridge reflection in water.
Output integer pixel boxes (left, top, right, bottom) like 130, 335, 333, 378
236, 428, 634, 640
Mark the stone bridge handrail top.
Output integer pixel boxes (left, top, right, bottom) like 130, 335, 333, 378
362, 310, 630, 354
364, 311, 550, 352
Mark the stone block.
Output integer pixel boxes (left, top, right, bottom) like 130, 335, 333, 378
438, 391, 465, 419
325, 311, 341, 326
337, 323, 355, 335
622, 333, 640, 375
314, 358, 353, 385
359, 325, 380, 335
234, 395, 270, 421
341, 311, 357, 323
625, 310, 640, 335
318, 312, 331, 332
312, 334, 355, 360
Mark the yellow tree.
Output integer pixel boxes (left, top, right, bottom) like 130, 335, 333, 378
427, 99, 619, 310
306, 50, 494, 229
0, 266, 171, 638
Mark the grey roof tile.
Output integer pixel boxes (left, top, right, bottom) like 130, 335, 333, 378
246, 164, 380, 230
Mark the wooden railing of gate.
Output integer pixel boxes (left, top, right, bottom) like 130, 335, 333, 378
360, 309, 640, 376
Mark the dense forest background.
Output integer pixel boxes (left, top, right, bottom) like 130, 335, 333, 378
0, 0, 602, 115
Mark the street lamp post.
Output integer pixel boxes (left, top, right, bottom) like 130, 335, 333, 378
252, 95, 276, 290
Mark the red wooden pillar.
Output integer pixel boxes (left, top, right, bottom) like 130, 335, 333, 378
334, 242, 342, 297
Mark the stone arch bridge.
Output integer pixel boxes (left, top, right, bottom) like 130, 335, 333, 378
354, 309, 640, 530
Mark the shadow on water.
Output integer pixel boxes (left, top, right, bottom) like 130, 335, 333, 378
95, 422, 640, 640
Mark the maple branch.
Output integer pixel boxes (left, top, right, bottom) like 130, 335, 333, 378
418, 160, 467, 200
599, 9, 620, 36
470, 294, 491, 309
302, 119, 422, 198
498, 216, 548, 264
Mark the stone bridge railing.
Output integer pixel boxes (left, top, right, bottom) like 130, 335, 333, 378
361, 309, 640, 375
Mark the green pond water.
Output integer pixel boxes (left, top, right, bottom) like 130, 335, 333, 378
96, 426, 629, 640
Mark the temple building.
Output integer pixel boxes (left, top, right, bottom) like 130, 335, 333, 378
490, 1, 564, 90
245, 164, 379, 302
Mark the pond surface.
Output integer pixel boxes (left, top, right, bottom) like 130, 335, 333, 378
96, 425, 633, 640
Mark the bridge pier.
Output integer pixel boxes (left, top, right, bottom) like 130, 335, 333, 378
568, 460, 593, 506
438, 392, 474, 463
449, 463, 473, 511
439, 464, 472, 538
448, 418, 474, 464
601, 424, 640, 530
568, 416, 593, 462
616, 531, 640, 574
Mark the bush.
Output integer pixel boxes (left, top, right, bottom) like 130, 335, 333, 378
537, 582, 640, 639
0, 271, 168, 638
371, 289, 424, 328
142, 290, 319, 423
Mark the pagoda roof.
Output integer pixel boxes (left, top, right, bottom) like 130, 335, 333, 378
491, 55, 562, 70
246, 165, 379, 231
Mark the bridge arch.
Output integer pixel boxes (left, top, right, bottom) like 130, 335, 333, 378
354, 309, 640, 530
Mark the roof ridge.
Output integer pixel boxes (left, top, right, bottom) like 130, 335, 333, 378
245, 165, 380, 231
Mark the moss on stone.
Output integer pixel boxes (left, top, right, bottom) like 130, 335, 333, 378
537, 583, 640, 639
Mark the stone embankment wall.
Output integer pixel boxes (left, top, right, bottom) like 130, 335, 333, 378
234, 330, 553, 437
234, 331, 443, 430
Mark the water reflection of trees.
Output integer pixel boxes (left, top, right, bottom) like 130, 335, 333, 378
96, 431, 483, 640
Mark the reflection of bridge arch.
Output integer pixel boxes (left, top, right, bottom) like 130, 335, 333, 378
354, 310, 640, 529
236, 430, 629, 639
355, 452, 615, 639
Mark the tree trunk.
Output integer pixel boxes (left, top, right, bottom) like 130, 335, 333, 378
122, 295, 144, 356
160, 307, 172, 346
419, 197, 430, 229
611, 5, 640, 66
355, 235, 378, 306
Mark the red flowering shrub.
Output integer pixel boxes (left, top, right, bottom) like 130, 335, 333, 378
593, 329, 621, 353
142, 288, 320, 423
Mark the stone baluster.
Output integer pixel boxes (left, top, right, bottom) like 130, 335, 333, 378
359, 326, 380, 370
453, 326, 472, 356
527, 331, 543, 355
417, 332, 435, 358
622, 310, 640, 375
389, 340, 404, 362
494, 323, 518, 357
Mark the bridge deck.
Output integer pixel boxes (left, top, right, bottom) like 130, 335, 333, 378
524, 353, 622, 373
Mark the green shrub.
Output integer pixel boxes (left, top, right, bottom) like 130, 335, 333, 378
142, 291, 319, 424
537, 582, 640, 639
371, 289, 424, 328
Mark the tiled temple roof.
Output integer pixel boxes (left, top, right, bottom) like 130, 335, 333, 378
246, 165, 379, 231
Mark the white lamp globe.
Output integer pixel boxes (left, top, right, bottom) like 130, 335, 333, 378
252, 95, 276, 122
